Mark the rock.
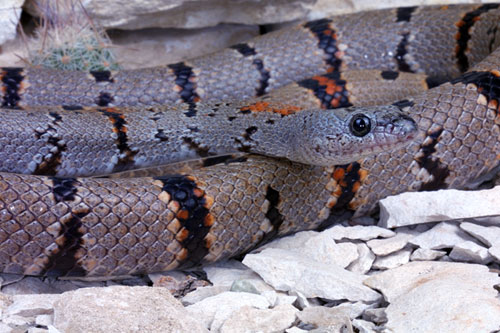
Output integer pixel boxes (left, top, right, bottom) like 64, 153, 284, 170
243, 248, 381, 303
186, 291, 269, 331
366, 233, 413, 256
449, 241, 493, 264
56, 0, 315, 30
346, 243, 376, 274
372, 248, 412, 270
459, 222, 500, 247
362, 308, 387, 324
379, 186, 500, 228
1, 277, 77, 295
0, 0, 23, 45
182, 286, 229, 306
324, 225, 395, 241
149, 271, 209, 297
410, 248, 446, 261
0, 323, 12, 332
295, 303, 371, 331
489, 245, 500, 262
219, 304, 298, 333
35, 314, 53, 327
364, 261, 500, 333
265, 230, 359, 268
109, 24, 259, 69
53, 286, 207, 333
296, 306, 353, 332
203, 260, 259, 286
352, 319, 377, 333
5, 294, 59, 317
408, 222, 478, 250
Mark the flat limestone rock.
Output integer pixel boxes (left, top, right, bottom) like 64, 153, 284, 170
53, 286, 207, 333
186, 291, 270, 331
460, 222, 500, 247
490, 245, 500, 262
366, 233, 413, 256
449, 241, 493, 264
379, 186, 500, 228
264, 230, 359, 268
408, 222, 478, 250
371, 248, 412, 270
324, 225, 395, 241
243, 248, 381, 303
346, 243, 376, 274
219, 304, 298, 333
364, 261, 500, 333
410, 248, 446, 261
0, 0, 23, 45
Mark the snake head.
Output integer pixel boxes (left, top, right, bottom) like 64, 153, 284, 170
286, 105, 417, 166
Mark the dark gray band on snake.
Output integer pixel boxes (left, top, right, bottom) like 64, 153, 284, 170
0, 4, 498, 276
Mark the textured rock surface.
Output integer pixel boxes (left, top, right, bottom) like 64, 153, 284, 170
53, 286, 207, 333
379, 187, 500, 227
326, 225, 395, 241
185, 291, 270, 331
460, 222, 500, 247
372, 248, 412, 270
242, 247, 381, 302
109, 24, 259, 69
364, 262, 500, 332
0, 0, 24, 45
264, 230, 359, 268
409, 222, 478, 249
23, 0, 499, 31
219, 304, 298, 333
449, 241, 493, 264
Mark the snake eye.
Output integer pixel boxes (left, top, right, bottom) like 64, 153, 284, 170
350, 114, 371, 137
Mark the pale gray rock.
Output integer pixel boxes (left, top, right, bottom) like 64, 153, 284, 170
364, 261, 500, 333
362, 308, 387, 324
110, 24, 259, 69
449, 241, 493, 264
243, 248, 381, 303
352, 319, 377, 333
296, 306, 352, 332
204, 260, 260, 288
489, 245, 500, 262
5, 294, 58, 318
182, 286, 229, 306
35, 314, 53, 327
372, 248, 412, 270
186, 291, 269, 331
366, 233, 413, 256
460, 222, 500, 247
219, 304, 298, 333
264, 230, 359, 268
324, 225, 395, 241
1, 277, 77, 295
409, 222, 478, 249
286, 327, 308, 333
410, 248, 446, 261
53, 286, 207, 333
346, 243, 376, 274
379, 186, 500, 228
0, 0, 23, 45
0, 322, 12, 333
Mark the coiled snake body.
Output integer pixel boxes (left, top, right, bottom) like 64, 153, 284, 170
0, 4, 499, 276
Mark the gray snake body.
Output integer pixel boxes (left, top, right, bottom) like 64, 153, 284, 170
0, 4, 499, 276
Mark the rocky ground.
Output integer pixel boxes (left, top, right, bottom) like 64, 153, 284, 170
0, 1, 499, 332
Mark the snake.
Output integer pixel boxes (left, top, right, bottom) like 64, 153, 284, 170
0, 4, 499, 276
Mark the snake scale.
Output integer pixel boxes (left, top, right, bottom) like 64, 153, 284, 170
0, 4, 499, 276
